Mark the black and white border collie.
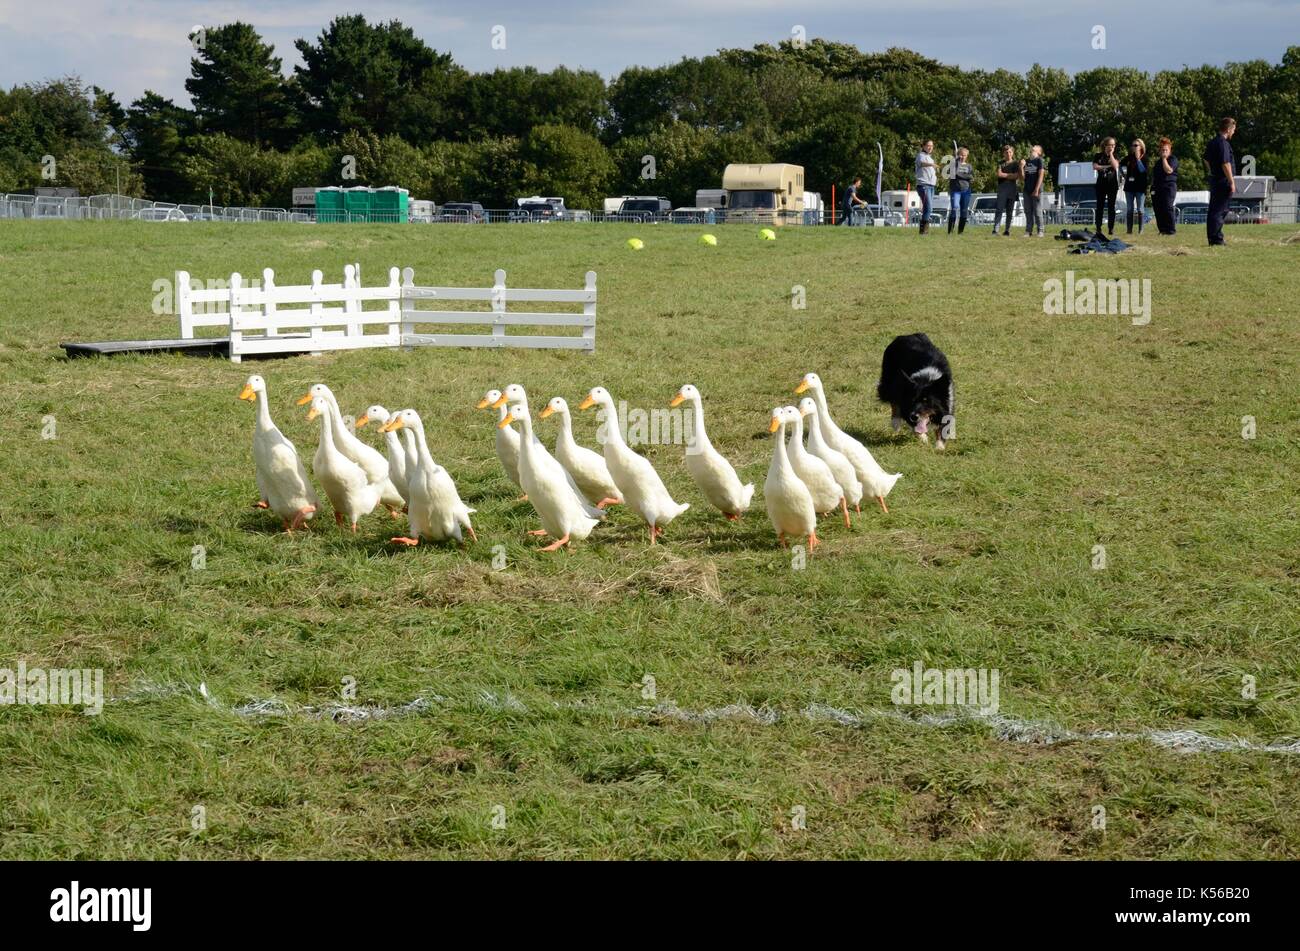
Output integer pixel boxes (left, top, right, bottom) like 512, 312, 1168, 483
876, 333, 955, 450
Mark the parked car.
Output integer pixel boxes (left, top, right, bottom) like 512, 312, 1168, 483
614, 197, 673, 222
670, 207, 716, 224
1227, 203, 1268, 224
439, 202, 486, 223
510, 200, 558, 222
131, 207, 188, 222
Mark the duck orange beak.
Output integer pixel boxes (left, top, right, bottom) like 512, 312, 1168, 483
539, 405, 555, 419
238, 384, 255, 401
794, 380, 810, 394
498, 413, 516, 430
381, 417, 404, 433
476, 397, 492, 409
296, 392, 313, 405
669, 393, 685, 407
578, 395, 596, 410
490, 393, 509, 409
306, 407, 320, 421
768, 416, 781, 433
355, 414, 371, 428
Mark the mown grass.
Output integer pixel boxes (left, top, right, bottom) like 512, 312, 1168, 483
1, 218, 1298, 859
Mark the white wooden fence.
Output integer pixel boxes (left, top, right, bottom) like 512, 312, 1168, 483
175, 264, 597, 363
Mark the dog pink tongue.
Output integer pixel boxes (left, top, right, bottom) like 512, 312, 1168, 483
914, 418, 929, 435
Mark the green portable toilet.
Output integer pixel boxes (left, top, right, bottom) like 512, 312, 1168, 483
343, 186, 373, 223
315, 186, 345, 223
372, 186, 410, 223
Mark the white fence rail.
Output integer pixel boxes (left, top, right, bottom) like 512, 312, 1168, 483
176, 264, 597, 362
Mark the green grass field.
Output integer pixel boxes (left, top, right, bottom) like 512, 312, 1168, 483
1, 218, 1298, 859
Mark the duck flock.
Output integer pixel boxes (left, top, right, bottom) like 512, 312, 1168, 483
238, 372, 903, 553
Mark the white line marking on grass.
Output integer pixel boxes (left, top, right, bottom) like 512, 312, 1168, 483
110, 682, 1300, 754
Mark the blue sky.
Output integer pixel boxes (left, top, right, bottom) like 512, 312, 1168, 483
2, 0, 1297, 105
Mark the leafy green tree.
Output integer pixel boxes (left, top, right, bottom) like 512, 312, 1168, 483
294, 15, 465, 143
185, 22, 296, 148
516, 124, 614, 209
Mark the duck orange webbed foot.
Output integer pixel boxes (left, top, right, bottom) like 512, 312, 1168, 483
391, 536, 419, 546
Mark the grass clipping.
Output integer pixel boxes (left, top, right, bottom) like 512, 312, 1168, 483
411, 551, 723, 607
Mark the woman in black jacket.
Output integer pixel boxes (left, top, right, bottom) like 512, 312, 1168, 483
1123, 138, 1148, 235
1092, 137, 1120, 236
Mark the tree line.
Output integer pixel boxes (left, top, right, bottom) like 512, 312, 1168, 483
2, 17, 1298, 209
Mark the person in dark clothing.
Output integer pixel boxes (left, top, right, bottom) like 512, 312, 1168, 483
1123, 138, 1148, 235
1092, 137, 1120, 236
948, 147, 974, 234
993, 145, 1020, 236
842, 176, 868, 225
1022, 145, 1046, 236
1204, 117, 1237, 246
1151, 137, 1178, 235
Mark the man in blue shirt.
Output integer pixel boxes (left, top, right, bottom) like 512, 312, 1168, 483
842, 177, 868, 225
1203, 117, 1237, 246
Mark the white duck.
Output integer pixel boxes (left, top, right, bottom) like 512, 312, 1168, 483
478, 388, 523, 495
539, 396, 622, 508
785, 403, 850, 528
357, 404, 409, 505
579, 386, 689, 544
670, 383, 753, 520
795, 372, 901, 513
501, 401, 600, 551
306, 396, 382, 532
295, 383, 404, 516
765, 406, 818, 551
239, 375, 317, 532
492, 384, 604, 520
382, 409, 476, 546
800, 396, 864, 515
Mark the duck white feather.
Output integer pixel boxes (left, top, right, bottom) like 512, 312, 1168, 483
504, 401, 599, 550
764, 406, 818, 550
307, 397, 382, 532
796, 372, 901, 512
800, 396, 864, 513
298, 383, 404, 513
239, 375, 317, 532
785, 403, 850, 527
383, 409, 476, 545
540, 396, 622, 507
478, 388, 522, 492
580, 387, 689, 543
358, 404, 409, 504
494, 384, 604, 519
671, 384, 753, 520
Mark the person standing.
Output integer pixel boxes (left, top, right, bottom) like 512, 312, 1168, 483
993, 145, 1020, 236
1123, 139, 1148, 235
1204, 117, 1237, 247
915, 140, 938, 234
1151, 137, 1179, 235
1022, 145, 1046, 237
842, 176, 868, 225
948, 146, 974, 234
1092, 137, 1120, 236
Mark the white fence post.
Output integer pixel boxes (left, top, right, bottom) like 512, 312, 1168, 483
308, 269, 324, 357
262, 268, 277, 338
176, 270, 192, 338
491, 268, 507, 347
583, 270, 597, 353
228, 271, 244, 363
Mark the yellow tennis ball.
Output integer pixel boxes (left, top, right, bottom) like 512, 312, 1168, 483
759, 228, 776, 241
626, 237, 644, 250
699, 233, 717, 246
